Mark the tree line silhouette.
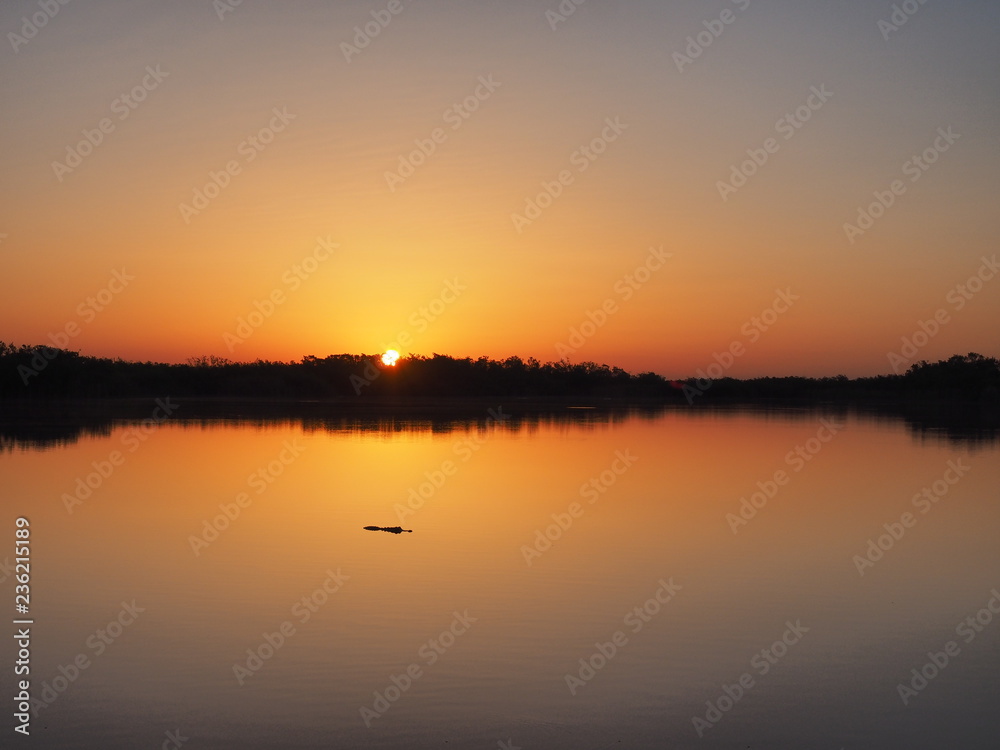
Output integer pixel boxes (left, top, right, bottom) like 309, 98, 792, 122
0, 342, 997, 404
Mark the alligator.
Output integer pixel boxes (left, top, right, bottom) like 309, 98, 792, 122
363, 526, 412, 534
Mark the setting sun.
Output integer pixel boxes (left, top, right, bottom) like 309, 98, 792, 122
381, 350, 400, 367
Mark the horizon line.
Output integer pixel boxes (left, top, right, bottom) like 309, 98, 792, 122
3, 342, 996, 382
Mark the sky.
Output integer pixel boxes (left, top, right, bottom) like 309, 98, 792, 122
1, 0, 998, 378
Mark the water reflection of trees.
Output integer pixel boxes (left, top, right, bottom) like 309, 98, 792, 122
1, 399, 996, 453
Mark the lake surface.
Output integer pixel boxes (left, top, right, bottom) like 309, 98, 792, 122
2, 404, 998, 748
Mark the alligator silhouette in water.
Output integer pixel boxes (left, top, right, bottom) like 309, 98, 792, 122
363, 526, 412, 534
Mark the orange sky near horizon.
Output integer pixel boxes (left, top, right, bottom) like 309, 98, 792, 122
1, 0, 998, 378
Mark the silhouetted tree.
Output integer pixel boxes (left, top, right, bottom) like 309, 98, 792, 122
0, 343, 995, 405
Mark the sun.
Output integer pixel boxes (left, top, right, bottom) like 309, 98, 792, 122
381, 349, 400, 367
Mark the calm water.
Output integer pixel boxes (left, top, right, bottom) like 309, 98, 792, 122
2, 405, 998, 749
